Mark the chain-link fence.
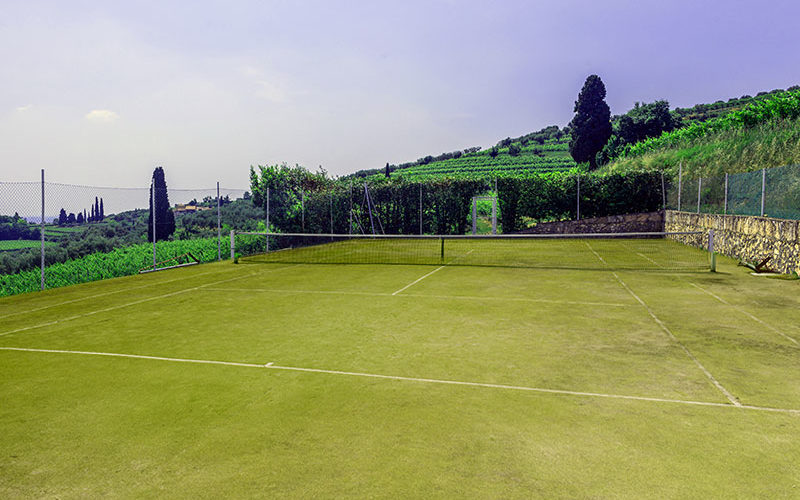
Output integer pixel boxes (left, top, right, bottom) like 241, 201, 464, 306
667, 163, 800, 219
0, 172, 250, 296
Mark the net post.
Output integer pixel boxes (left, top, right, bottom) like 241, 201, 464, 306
40, 168, 45, 291
708, 229, 716, 272
471, 197, 477, 235
697, 177, 702, 214
217, 181, 221, 261
724, 173, 728, 215
230, 230, 235, 260
677, 162, 682, 211
440, 237, 444, 263
760, 168, 766, 217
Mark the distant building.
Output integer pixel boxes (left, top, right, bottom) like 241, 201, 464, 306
174, 204, 213, 214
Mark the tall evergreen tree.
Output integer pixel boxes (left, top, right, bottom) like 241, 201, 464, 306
77, 212, 84, 224
58, 208, 67, 225
99, 198, 104, 220
569, 75, 612, 170
90, 204, 95, 222
148, 166, 175, 242
94, 197, 100, 222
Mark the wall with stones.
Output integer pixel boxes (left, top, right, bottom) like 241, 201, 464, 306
665, 211, 800, 274
519, 211, 665, 234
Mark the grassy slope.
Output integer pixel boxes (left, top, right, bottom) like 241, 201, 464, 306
606, 117, 800, 178
1, 251, 800, 497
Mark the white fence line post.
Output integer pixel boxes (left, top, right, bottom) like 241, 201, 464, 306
217, 182, 221, 261
724, 173, 728, 215
230, 230, 235, 260
151, 177, 156, 271
761, 168, 766, 217
40, 169, 45, 290
677, 162, 682, 211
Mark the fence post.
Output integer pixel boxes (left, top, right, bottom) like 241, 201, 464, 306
217, 182, 221, 261
349, 183, 353, 235
576, 174, 581, 221
491, 197, 497, 235
697, 177, 702, 214
661, 172, 666, 211
301, 190, 305, 232
761, 168, 766, 217
40, 169, 45, 291
708, 228, 716, 272
230, 230, 235, 260
724, 173, 728, 215
677, 162, 682, 211
151, 177, 156, 271
471, 197, 477, 235
329, 191, 333, 235
419, 183, 423, 235
266, 187, 270, 231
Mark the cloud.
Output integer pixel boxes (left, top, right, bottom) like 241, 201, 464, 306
85, 109, 120, 122
16, 105, 32, 113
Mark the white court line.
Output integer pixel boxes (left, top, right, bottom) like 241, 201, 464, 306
687, 282, 799, 346
391, 249, 474, 296
0, 265, 300, 339
0, 266, 242, 321
201, 287, 634, 308
2, 346, 797, 414
392, 266, 446, 295
631, 251, 800, 347
585, 241, 741, 407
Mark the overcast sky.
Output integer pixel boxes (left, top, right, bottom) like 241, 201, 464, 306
1, 0, 799, 189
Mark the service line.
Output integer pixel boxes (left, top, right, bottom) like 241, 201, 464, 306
1, 346, 797, 415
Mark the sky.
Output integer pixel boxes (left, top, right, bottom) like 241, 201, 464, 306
1, 0, 799, 189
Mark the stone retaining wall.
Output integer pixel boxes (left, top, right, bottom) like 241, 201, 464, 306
665, 211, 800, 274
519, 212, 665, 234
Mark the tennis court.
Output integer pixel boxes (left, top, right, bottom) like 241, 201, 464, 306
2, 235, 799, 497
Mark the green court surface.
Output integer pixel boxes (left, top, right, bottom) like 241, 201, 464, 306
1, 239, 799, 498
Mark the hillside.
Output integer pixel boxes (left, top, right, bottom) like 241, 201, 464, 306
605, 88, 800, 178
345, 84, 800, 181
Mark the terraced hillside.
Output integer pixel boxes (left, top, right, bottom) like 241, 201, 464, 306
392, 138, 575, 180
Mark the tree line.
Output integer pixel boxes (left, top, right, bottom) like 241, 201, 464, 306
57, 197, 105, 225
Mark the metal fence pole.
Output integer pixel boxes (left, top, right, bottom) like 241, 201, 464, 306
697, 177, 702, 214
151, 178, 156, 270
709, 228, 716, 272
266, 187, 270, 231
40, 169, 45, 290
471, 197, 477, 235
661, 172, 666, 211
491, 197, 497, 235
349, 183, 353, 235
301, 190, 305, 232
724, 173, 728, 215
230, 230, 235, 260
216, 182, 221, 261
419, 183, 423, 235
576, 174, 581, 220
329, 191, 333, 235
677, 162, 682, 211
761, 168, 766, 217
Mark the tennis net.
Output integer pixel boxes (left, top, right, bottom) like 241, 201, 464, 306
232, 231, 714, 271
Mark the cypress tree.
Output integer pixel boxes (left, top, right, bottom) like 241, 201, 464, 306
99, 198, 104, 220
569, 75, 612, 170
148, 167, 175, 242
58, 208, 67, 225
94, 197, 100, 222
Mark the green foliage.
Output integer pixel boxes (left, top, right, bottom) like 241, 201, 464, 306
569, 75, 612, 169
622, 89, 800, 159
0, 237, 227, 297
497, 170, 663, 232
